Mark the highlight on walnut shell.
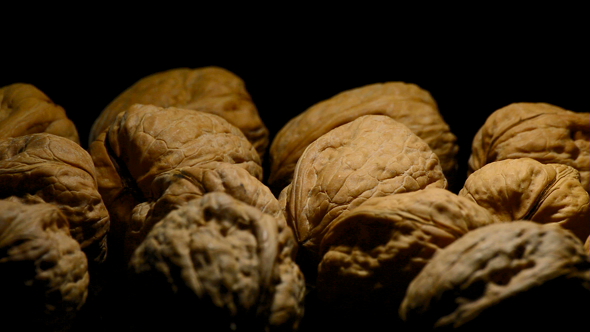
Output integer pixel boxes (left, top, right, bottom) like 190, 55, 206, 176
0, 133, 110, 265
126, 192, 305, 332
458, 158, 590, 241
0, 83, 80, 143
0, 200, 89, 331
468, 102, 589, 192
88, 66, 269, 157
278, 115, 447, 268
315, 188, 496, 316
269, 81, 458, 194
399, 221, 590, 331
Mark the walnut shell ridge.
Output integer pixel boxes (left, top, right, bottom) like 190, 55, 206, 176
0, 83, 80, 143
88, 66, 269, 157
127, 192, 305, 332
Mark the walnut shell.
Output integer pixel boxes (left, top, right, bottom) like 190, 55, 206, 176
0, 83, 80, 143
269, 82, 458, 193
458, 158, 590, 241
88, 66, 269, 157
399, 221, 590, 330
468, 102, 590, 192
127, 192, 305, 332
279, 115, 447, 265
0, 200, 89, 331
0, 133, 110, 265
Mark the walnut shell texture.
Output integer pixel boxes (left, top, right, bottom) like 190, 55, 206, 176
0, 133, 110, 265
399, 221, 590, 330
0, 200, 89, 331
269, 82, 458, 193
459, 158, 590, 241
88, 66, 269, 157
279, 115, 447, 262
468, 102, 590, 192
127, 192, 305, 332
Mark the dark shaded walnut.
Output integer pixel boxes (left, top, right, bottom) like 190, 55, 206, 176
399, 221, 590, 331
269, 82, 458, 193
316, 188, 496, 314
0, 133, 110, 265
0, 83, 80, 143
458, 158, 590, 241
127, 192, 305, 332
0, 200, 89, 331
88, 66, 269, 157
279, 115, 447, 266
468, 102, 590, 191
89, 104, 264, 263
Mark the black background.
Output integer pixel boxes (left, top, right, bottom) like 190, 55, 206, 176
3, 6, 587, 188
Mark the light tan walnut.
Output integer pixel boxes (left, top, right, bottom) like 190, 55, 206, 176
88, 66, 269, 157
127, 192, 305, 332
468, 102, 589, 191
269, 82, 458, 193
459, 158, 590, 241
399, 221, 590, 330
0, 200, 89, 331
279, 115, 447, 266
0, 83, 79, 143
0, 133, 110, 265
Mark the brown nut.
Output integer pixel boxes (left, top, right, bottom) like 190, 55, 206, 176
89, 66, 269, 157
0, 200, 89, 331
127, 192, 305, 332
0, 133, 110, 265
468, 102, 590, 192
399, 221, 590, 330
458, 158, 590, 241
0, 83, 80, 143
316, 188, 495, 310
279, 115, 447, 264
269, 82, 458, 193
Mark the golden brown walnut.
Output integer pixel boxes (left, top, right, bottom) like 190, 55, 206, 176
127, 192, 305, 332
89, 104, 267, 263
458, 158, 590, 241
88, 66, 269, 157
0, 133, 110, 265
468, 102, 590, 191
399, 221, 590, 330
269, 82, 458, 193
0, 200, 89, 331
279, 115, 447, 265
0, 83, 79, 143
316, 188, 496, 315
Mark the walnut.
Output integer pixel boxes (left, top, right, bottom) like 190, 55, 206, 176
458, 158, 590, 241
89, 104, 268, 263
269, 82, 458, 193
0, 133, 110, 265
88, 66, 269, 157
0, 200, 89, 331
127, 192, 305, 332
279, 115, 447, 267
0, 83, 80, 143
468, 102, 590, 192
399, 221, 590, 330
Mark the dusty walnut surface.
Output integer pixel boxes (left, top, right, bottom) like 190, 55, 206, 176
88, 66, 269, 157
399, 221, 590, 330
127, 192, 305, 332
459, 158, 590, 241
0, 133, 110, 265
0, 83, 80, 144
0, 200, 89, 331
279, 115, 447, 266
468, 102, 590, 192
269, 82, 458, 193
